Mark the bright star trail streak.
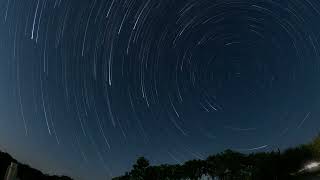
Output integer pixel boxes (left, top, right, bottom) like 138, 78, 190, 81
1, 0, 320, 179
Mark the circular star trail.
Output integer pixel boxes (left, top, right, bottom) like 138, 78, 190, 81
1, 0, 320, 179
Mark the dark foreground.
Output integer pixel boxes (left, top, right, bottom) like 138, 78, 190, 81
113, 134, 320, 180
1, 134, 320, 180
0, 150, 73, 180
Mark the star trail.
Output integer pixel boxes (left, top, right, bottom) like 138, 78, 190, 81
1, 0, 320, 179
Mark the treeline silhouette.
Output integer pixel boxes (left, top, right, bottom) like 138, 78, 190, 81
0, 150, 73, 180
113, 134, 320, 180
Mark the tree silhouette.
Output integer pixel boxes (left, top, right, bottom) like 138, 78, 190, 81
113, 134, 320, 180
310, 133, 320, 159
182, 159, 205, 180
130, 157, 150, 180
206, 155, 218, 179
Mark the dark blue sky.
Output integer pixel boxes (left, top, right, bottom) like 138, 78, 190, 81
1, 0, 320, 179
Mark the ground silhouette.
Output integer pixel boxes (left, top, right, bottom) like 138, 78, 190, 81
0, 150, 73, 180
113, 134, 320, 180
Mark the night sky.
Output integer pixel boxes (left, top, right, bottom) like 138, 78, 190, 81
1, 0, 320, 179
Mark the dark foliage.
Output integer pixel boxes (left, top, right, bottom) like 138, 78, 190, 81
113, 134, 320, 180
